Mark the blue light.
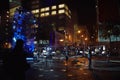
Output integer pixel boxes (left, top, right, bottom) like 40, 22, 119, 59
33, 20, 36, 23
12, 7, 36, 53
13, 25, 16, 29
13, 37, 16, 42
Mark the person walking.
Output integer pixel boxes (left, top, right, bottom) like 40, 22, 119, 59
88, 48, 92, 69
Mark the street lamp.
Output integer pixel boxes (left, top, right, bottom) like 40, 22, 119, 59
64, 30, 67, 46
76, 30, 82, 46
77, 30, 81, 34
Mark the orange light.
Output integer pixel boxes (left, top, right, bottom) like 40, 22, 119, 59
85, 37, 88, 41
59, 39, 64, 42
77, 30, 81, 34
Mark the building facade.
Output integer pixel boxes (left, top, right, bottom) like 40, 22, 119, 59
21, 0, 73, 47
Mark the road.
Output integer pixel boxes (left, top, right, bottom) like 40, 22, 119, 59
25, 56, 120, 80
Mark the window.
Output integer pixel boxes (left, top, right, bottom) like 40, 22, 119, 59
52, 5, 56, 10
41, 8, 45, 12
35, 14, 39, 17
36, 9, 39, 13
59, 4, 65, 8
40, 13, 44, 17
32, 9, 39, 14
45, 7, 50, 11
45, 12, 49, 16
51, 11, 56, 15
32, 10, 36, 14
58, 9, 65, 14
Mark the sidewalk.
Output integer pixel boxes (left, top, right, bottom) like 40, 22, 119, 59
92, 59, 120, 71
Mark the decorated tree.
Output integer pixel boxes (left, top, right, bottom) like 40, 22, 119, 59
12, 7, 37, 53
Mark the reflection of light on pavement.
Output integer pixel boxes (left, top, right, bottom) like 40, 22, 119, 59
50, 69, 54, 71
77, 62, 81, 65
39, 68, 44, 71
67, 74, 73, 77
64, 62, 68, 66
38, 75, 44, 77
83, 73, 87, 75
79, 68, 83, 70
54, 75, 59, 77
61, 69, 66, 72
26, 57, 34, 61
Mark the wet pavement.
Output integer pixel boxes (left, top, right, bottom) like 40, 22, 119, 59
0, 56, 120, 80
26, 58, 95, 80
25, 57, 120, 80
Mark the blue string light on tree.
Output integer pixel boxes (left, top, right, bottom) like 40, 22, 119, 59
12, 7, 36, 53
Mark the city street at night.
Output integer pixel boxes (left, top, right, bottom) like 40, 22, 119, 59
0, 0, 120, 80
25, 56, 120, 80
0, 54, 120, 80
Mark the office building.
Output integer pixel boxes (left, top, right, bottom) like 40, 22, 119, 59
9, 0, 21, 17
21, 0, 73, 47
96, 0, 120, 50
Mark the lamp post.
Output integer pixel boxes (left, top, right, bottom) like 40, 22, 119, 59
64, 30, 67, 46
77, 30, 81, 46
64, 30, 68, 56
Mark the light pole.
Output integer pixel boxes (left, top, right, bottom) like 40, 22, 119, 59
96, 0, 99, 43
64, 30, 67, 46
77, 30, 81, 46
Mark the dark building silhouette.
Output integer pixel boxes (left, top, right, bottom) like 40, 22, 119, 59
0, 0, 12, 48
98, 0, 120, 24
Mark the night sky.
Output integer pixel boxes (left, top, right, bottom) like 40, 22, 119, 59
69, 0, 97, 25
68, 0, 120, 25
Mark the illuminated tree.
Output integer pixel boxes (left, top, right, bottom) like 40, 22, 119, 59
12, 7, 37, 52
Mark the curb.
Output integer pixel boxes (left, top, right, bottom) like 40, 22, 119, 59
92, 60, 120, 71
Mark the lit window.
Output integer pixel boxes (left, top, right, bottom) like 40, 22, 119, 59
32, 10, 36, 14
6, 15, 9, 18
45, 7, 50, 11
45, 12, 49, 16
69, 10, 71, 14
34, 24, 38, 28
52, 6, 56, 9
65, 6, 68, 10
65, 11, 69, 16
41, 8, 45, 12
51, 11, 56, 15
35, 14, 39, 17
40, 13, 44, 17
7, 11, 9, 13
36, 9, 39, 13
68, 15, 71, 19
58, 9, 65, 14
59, 4, 65, 8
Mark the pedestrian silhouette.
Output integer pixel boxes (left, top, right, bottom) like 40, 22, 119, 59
65, 55, 69, 62
3, 39, 30, 80
88, 49, 92, 69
